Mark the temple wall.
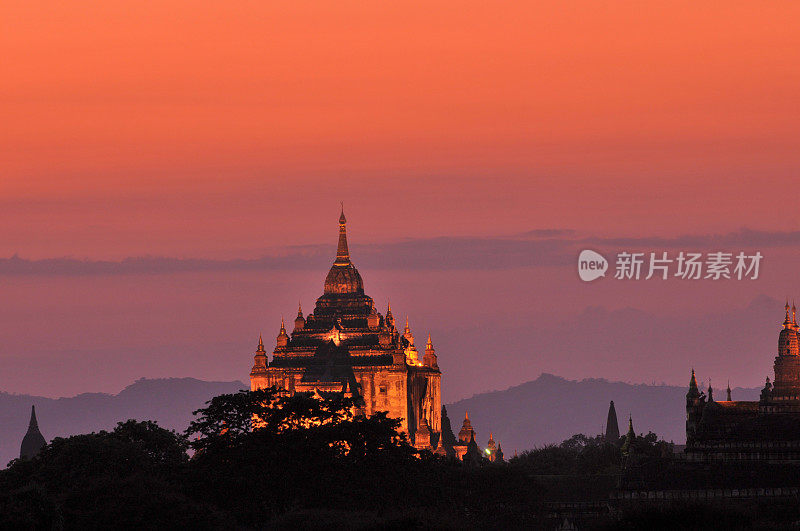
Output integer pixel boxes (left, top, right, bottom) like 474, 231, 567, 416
386, 371, 409, 432
255, 365, 423, 437
428, 373, 441, 433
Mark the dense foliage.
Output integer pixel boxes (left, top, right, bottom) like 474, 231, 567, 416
511, 432, 672, 476
0, 389, 737, 530
0, 420, 220, 529
2, 390, 541, 528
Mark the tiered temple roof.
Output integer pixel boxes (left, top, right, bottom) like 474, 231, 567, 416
250, 208, 442, 444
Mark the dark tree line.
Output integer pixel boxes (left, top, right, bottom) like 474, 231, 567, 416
0, 389, 677, 529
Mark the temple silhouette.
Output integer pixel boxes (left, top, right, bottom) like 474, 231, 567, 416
686, 302, 800, 460
250, 208, 507, 456
20, 405, 46, 460
250, 208, 503, 456
605, 400, 620, 443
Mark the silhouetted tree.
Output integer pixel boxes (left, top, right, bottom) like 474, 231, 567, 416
184, 389, 420, 524
0, 420, 223, 529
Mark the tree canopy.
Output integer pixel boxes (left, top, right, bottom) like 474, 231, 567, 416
0, 389, 681, 528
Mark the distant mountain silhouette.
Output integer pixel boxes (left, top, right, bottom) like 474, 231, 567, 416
1, 373, 762, 468
0, 377, 246, 468
445, 373, 760, 455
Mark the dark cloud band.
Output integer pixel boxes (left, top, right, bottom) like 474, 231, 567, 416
0, 227, 793, 276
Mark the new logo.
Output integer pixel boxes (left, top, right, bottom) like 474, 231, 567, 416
578, 250, 608, 282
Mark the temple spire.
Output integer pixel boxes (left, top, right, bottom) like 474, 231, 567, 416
29, 405, 39, 430
727, 380, 732, 401
434, 433, 447, 456
687, 368, 700, 399
784, 300, 792, 328
20, 405, 47, 459
622, 415, 636, 455
276, 316, 289, 347
297, 301, 303, 318
402, 316, 415, 348
385, 300, 395, 329
605, 400, 620, 442
335, 205, 350, 264
423, 332, 437, 368
627, 415, 634, 435
251, 332, 268, 377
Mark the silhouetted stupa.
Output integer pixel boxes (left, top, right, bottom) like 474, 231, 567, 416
20, 405, 46, 459
621, 415, 635, 455
605, 400, 620, 442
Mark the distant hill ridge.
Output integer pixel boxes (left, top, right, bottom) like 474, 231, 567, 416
445, 373, 760, 455
0, 377, 246, 468
0, 374, 760, 468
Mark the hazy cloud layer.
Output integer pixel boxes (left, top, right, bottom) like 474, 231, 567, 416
1, 227, 796, 276
579, 228, 800, 249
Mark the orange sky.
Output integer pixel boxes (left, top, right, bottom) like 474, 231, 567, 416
3, 2, 800, 259
2, 2, 800, 399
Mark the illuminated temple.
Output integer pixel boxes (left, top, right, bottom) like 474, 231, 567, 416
250, 209, 442, 449
686, 302, 800, 461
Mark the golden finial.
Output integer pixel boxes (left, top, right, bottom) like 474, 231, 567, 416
335, 204, 349, 263
257, 333, 266, 352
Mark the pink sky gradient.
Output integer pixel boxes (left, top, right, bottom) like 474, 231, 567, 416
2, 2, 800, 399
